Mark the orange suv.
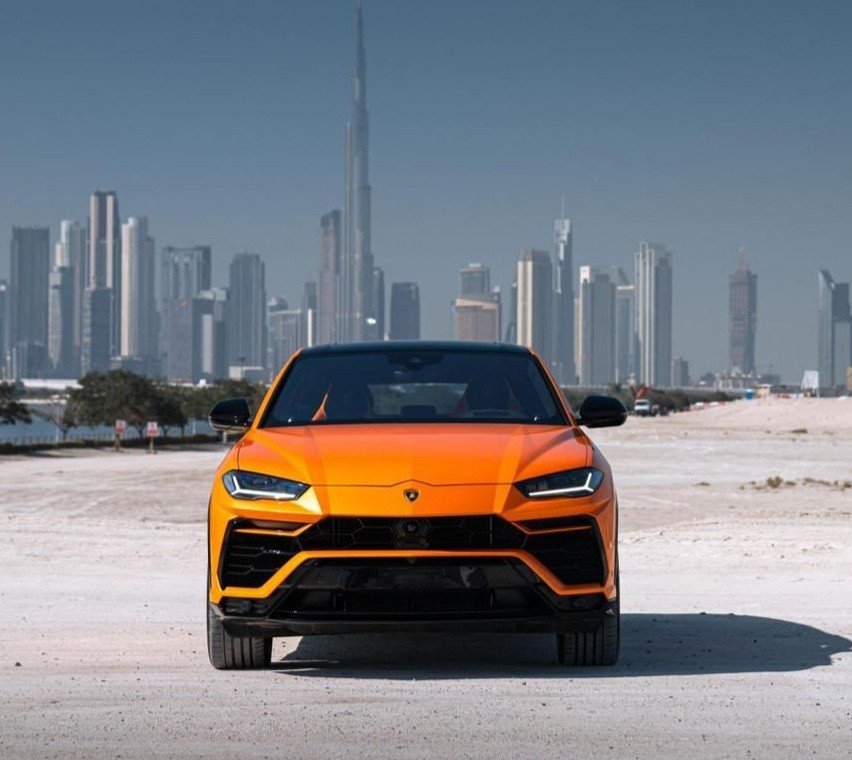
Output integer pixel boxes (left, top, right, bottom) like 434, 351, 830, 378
206, 342, 626, 669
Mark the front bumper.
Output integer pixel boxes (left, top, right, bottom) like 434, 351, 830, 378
212, 556, 615, 636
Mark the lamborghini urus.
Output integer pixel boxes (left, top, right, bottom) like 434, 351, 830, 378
207, 342, 626, 669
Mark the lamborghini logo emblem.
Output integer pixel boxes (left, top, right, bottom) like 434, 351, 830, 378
404, 488, 419, 503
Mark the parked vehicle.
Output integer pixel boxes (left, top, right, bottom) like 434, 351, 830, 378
633, 398, 658, 417
206, 342, 627, 669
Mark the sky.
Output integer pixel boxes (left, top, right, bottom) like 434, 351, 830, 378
1, 0, 850, 382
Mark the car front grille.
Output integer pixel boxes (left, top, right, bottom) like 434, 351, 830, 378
267, 558, 552, 620
219, 515, 604, 589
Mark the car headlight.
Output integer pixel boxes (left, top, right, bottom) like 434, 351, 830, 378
222, 470, 309, 501
515, 467, 604, 499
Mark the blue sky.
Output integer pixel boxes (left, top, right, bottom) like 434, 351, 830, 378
1, 0, 850, 381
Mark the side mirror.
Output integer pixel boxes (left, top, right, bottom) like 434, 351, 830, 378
209, 398, 251, 432
576, 395, 627, 428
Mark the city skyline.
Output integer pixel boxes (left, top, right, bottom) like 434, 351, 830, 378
1, 1, 851, 382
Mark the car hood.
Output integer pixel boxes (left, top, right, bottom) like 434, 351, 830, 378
237, 423, 589, 487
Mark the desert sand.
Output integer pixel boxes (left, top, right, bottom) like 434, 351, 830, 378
1, 397, 849, 759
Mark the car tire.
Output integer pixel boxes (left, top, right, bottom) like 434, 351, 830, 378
207, 603, 272, 670
556, 596, 619, 666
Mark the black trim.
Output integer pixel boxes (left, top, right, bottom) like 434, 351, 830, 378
212, 556, 613, 637
218, 515, 607, 590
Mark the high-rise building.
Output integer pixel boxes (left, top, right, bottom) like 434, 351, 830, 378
197, 287, 229, 382
56, 220, 86, 372
615, 281, 636, 384
459, 263, 491, 299
577, 266, 616, 386
728, 249, 757, 373
302, 281, 318, 348
228, 252, 267, 372
634, 242, 673, 387
389, 282, 420, 340
454, 264, 501, 342
318, 210, 342, 344
0, 279, 6, 372
516, 249, 552, 361
80, 287, 111, 374
120, 217, 157, 366
160, 245, 212, 373
505, 278, 517, 343
87, 191, 121, 357
160, 245, 212, 305
48, 266, 75, 376
268, 297, 311, 373
454, 299, 501, 342
7, 227, 50, 377
370, 266, 385, 340
671, 356, 690, 387
553, 218, 575, 384
817, 269, 851, 389
341, 0, 374, 342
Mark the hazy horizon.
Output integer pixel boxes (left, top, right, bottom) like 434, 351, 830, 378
2, 0, 851, 382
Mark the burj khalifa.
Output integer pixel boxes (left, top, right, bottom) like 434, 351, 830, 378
339, 0, 375, 342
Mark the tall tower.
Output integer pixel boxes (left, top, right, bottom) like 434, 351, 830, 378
634, 242, 673, 387
8, 227, 50, 377
516, 249, 553, 362
87, 191, 121, 358
228, 252, 267, 372
553, 218, 575, 384
120, 216, 156, 363
728, 248, 757, 373
390, 282, 420, 340
577, 265, 616, 386
342, 0, 373, 342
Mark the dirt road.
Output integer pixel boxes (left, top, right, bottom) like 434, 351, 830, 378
1, 398, 849, 758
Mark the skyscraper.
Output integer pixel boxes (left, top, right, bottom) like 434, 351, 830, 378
341, 0, 374, 342
454, 264, 501, 342
504, 278, 518, 343
614, 281, 636, 383
80, 287, 111, 374
389, 282, 420, 340
318, 209, 342, 344
516, 249, 552, 362
728, 249, 757, 373
371, 266, 385, 340
454, 299, 501, 342
160, 245, 212, 305
634, 242, 673, 387
56, 220, 86, 372
459, 263, 491, 299
7, 227, 50, 377
47, 266, 75, 376
120, 217, 157, 365
228, 252, 267, 371
0, 280, 6, 372
553, 218, 575, 384
158, 245, 212, 380
198, 288, 229, 382
302, 280, 318, 348
817, 269, 851, 389
87, 191, 121, 357
577, 266, 616, 386
268, 297, 310, 373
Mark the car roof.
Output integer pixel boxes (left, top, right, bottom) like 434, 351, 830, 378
300, 341, 532, 356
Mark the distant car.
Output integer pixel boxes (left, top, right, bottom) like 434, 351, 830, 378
634, 398, 657, 417
205, 342, 627, 669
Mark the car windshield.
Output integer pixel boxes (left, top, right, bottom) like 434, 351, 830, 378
261, 349, 565, 426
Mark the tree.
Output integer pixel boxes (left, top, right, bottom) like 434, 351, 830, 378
31, 398, 74, 441
0, 382, 31, 425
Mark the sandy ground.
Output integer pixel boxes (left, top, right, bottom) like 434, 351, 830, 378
0, 397, 849, 759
